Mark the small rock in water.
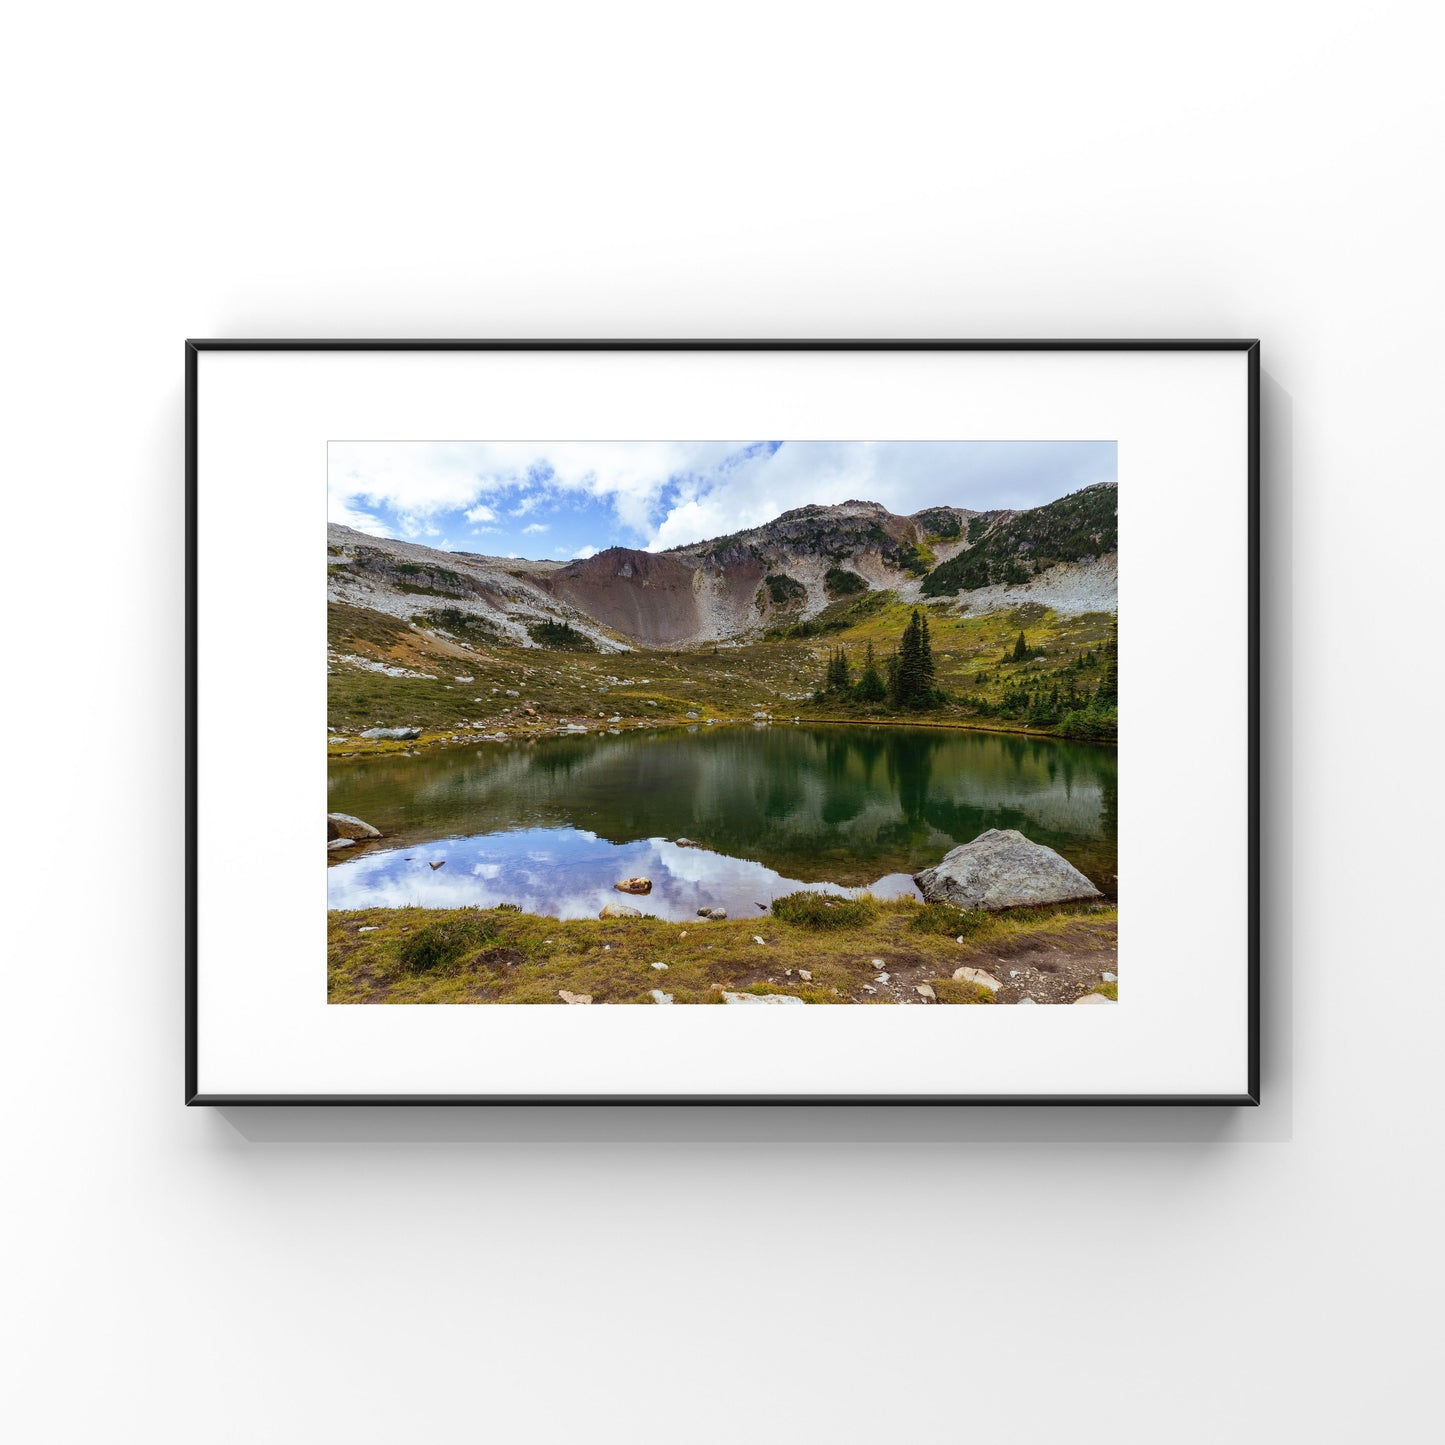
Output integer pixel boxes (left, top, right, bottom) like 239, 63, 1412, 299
650, 989, 674, 1005
558, 991, 593, 1005
651, 961, 669, 971
614, 877, 652, 895
327, 837, 357, 852
677, 838, 699, 849
429, 861, 445, 870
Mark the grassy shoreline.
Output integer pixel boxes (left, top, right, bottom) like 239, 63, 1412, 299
328, 709, 1118, 760
328, 596, 1117, 756
328, 896, 1119, 1006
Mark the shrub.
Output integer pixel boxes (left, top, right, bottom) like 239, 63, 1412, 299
764, 573, 806, 606
823, 566, 868, 598
771, 891, 878, 929
396, 915, 497, 972
529, 620, 594, 651
931, 978, 996, 1005
908, 902, 987, 937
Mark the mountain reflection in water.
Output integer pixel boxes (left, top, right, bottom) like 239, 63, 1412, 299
327, 723, 1116, 919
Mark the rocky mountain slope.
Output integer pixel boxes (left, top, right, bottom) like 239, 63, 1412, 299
326, 483, 1116, 653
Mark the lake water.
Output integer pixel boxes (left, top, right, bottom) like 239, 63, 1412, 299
327, 724, 1116, 920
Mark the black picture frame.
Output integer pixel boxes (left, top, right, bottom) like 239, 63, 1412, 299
186, 338, 1260, 1107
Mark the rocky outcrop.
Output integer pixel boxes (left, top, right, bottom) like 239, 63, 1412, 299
359, 726, 421, 740
328, 812, 382, 840
721, 991, 806, 1006
914, 829, 1102, 911
599, 902, 642, 919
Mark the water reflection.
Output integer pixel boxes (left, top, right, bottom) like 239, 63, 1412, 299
327, 827, 921, 920
327, 724, 1117, 911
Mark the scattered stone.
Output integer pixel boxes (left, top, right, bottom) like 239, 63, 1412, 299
1075, 993, 1116, 1006
798, 969, 812, 982
328, 812, 382, 840
952, 966, 1001, 991
650, 989, 674, 1005
722, 991, 805, 1006
752, 935, 766, 945
505, 689, 520, 697
1017, 997, 1038, 1006
651, 961, 669, 971
599, 903, 641, 919
914, 828, 1103, 911
327, 837, 357, 852
359, 726, 421, 740
677, 838, 699, 849
454, 675, 474, 683
558, 990, 592, 1005
686, 711, 699, 719
915, 983, 936, 1000
1102, 970, 1117, 982
358, 926, 379, 933
614, 877, 652, 895
874, 972, 890, 983
861, 985, 876, 993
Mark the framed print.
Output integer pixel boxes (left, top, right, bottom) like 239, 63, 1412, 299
186, 339, 1259, 1105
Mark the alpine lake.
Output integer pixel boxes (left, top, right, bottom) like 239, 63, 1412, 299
327, 723, 1117, 922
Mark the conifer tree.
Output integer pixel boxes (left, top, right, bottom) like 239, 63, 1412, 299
855, 640, 887, 702
1012, 630, 1028, 662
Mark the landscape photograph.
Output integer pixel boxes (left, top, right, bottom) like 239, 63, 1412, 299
327, 440, 1119, 1006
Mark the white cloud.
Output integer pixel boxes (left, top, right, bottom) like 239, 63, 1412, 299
572, 544, 599, 559
328, 497, 396, 537
328, 440, 1115, 555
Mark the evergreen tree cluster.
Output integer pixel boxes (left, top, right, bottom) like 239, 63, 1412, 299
815, 608, 944, 711
919, 484, 1117, 596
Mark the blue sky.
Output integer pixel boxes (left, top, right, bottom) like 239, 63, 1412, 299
327, 440, 1117, 560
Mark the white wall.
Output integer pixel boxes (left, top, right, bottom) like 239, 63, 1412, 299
5, 2, 1439, 1441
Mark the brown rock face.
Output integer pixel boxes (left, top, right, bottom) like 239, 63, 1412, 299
544, 548, 705, 646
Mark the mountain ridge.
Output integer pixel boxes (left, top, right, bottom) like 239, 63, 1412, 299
327, 483, 1116, 652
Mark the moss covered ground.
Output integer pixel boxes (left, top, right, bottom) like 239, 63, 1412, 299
328, 895, 1118, 1005
327, 596, 1117, 754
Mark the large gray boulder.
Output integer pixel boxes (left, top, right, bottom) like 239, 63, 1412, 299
328, 812, 382, 840
914, 829, 1102, 911
359, 727, 421, 740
